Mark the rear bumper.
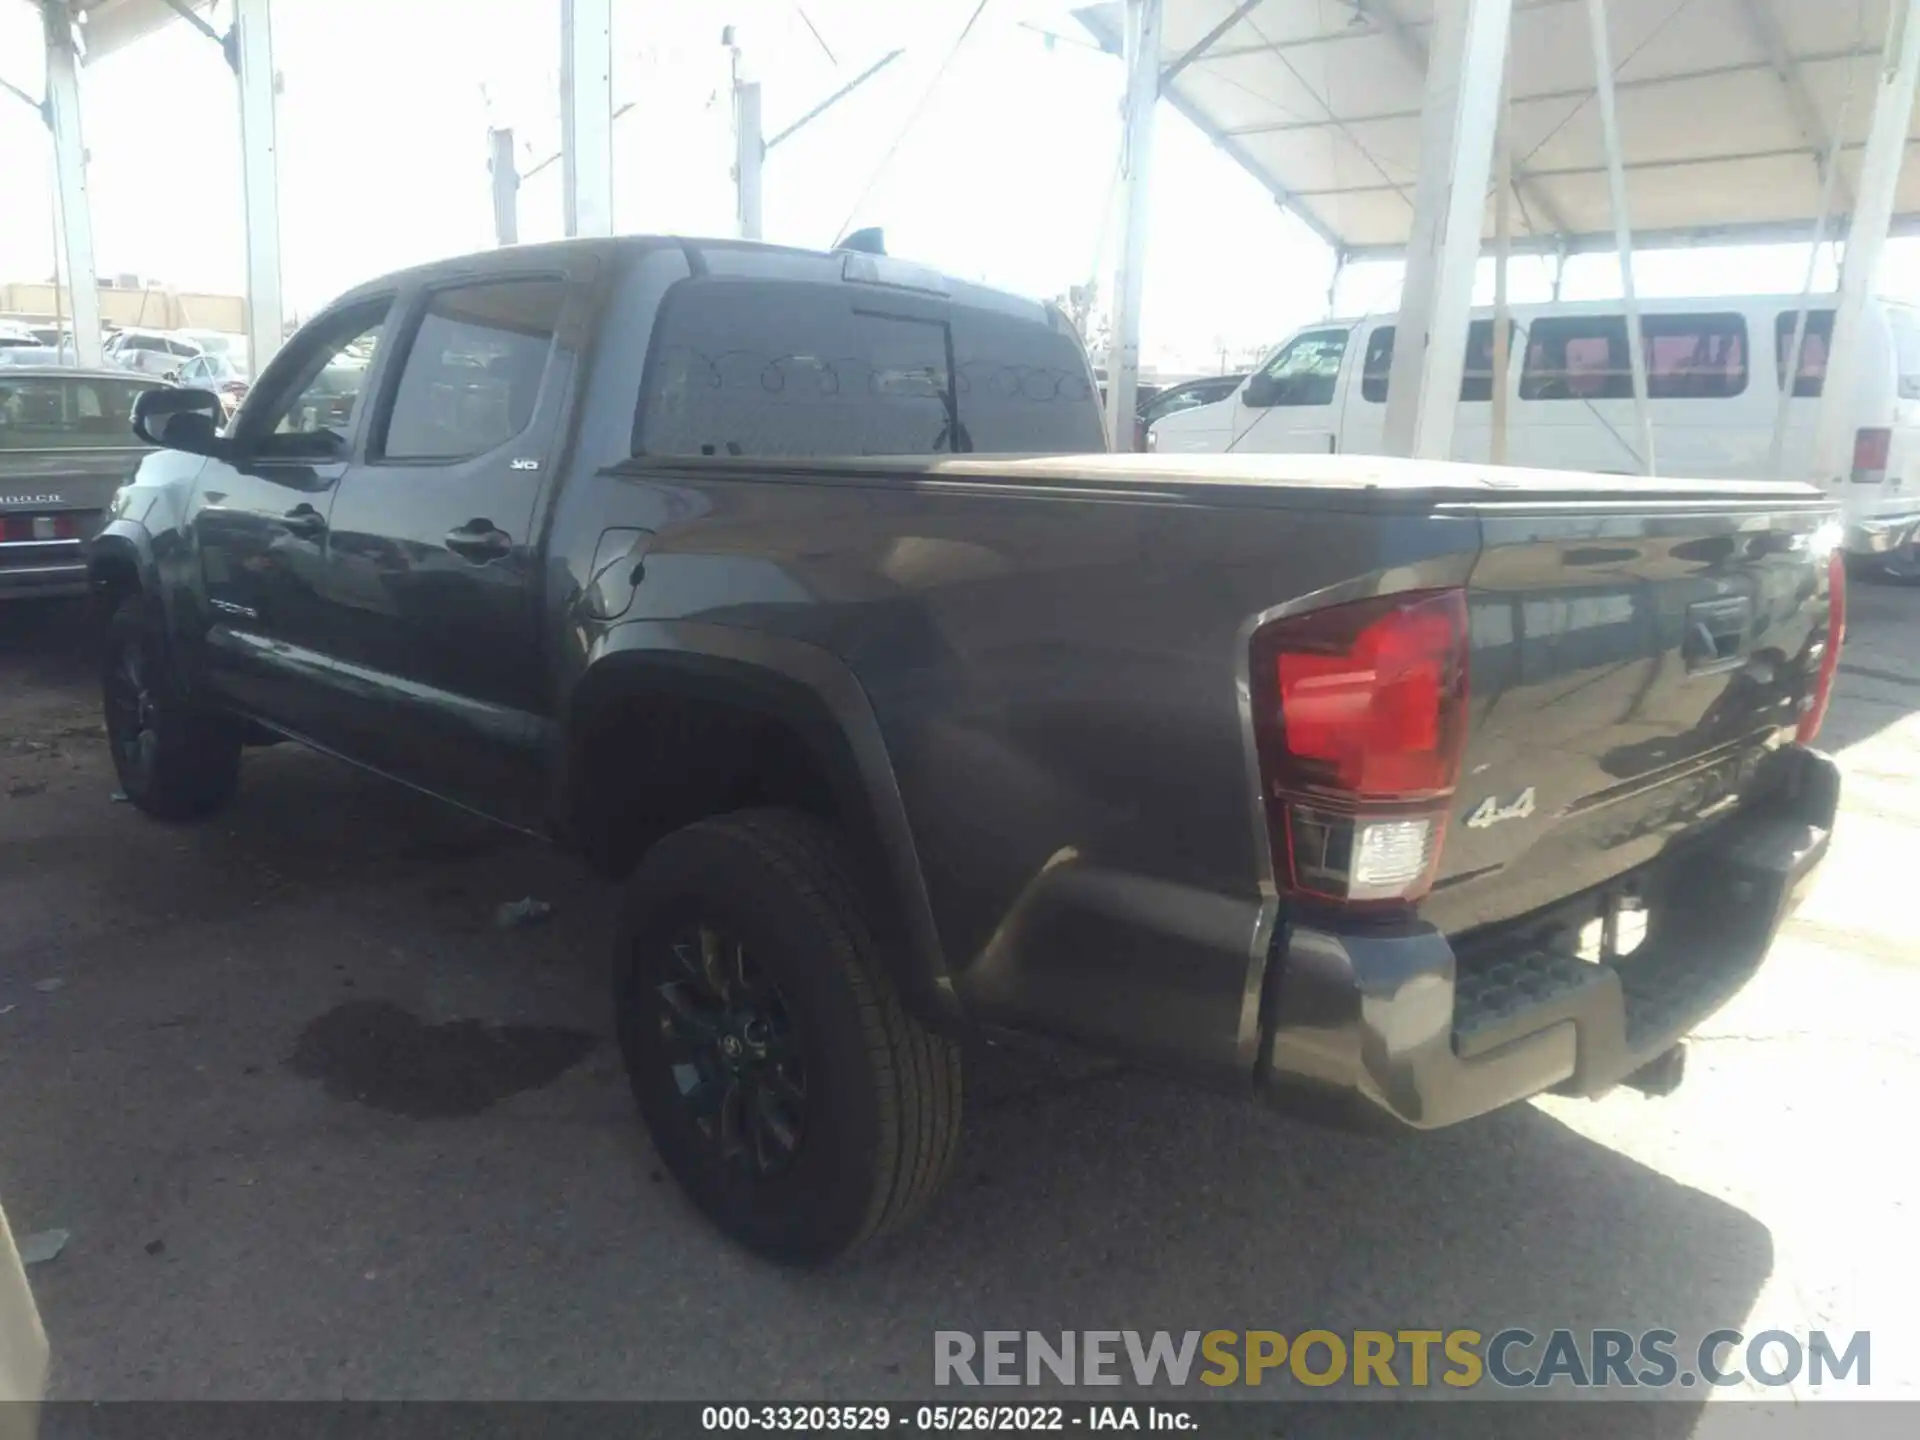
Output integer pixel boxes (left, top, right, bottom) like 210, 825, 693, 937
1258, 745, 1838, 1129
0, 557, 89, 600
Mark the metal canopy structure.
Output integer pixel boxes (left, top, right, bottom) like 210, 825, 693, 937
1081, 0, 1920, 499
1077, 0, 1920, 260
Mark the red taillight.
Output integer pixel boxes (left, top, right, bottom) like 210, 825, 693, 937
1252, 589, 1470, 906
1798, 550, 1846, 744
1852, 427, 1890, 484
0, 514, 77, 542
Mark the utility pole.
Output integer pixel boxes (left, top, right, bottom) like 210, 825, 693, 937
490, 127, 520, 246
40, 0, 103, 367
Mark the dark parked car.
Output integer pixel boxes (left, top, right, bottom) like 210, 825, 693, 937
92, 237, 1843, 1263
0, 368, 159, 600
1136, 372, 1246, 451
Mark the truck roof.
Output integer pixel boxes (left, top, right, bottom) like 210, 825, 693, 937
325, 236, 1061, 329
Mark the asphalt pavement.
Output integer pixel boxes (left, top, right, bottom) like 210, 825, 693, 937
1, 586, 1915, 1411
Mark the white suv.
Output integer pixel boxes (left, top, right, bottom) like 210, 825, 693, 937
105, 329, 202, 377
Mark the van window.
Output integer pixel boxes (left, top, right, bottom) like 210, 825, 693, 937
1521, 313, 1747, 400
1248, 329, 1347, 407
1774, 310, 1833, 397
1361, 320, 1514, 403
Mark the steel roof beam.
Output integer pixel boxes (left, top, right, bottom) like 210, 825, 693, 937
1222, 46, 1883, 135
1339, 212, 1920, 262
1741, 0, 1855, 212
1353, 1, 1573, 243
1191, 0, 1580, 63
1288, 136, 1920, 196
1077, 5, 1344, 251
1160, 0, 1269, 86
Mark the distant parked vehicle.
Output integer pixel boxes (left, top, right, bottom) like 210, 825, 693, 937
176, 329, 248, 365
0, 367, 160, 601
170, 351, 251, 417
1135, 372, 1246, 451
1149, 292, 1920, 577
0, 345, 79, 369
105, 329, 201, 377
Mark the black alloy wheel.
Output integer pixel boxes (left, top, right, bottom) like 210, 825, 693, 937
654, 919, 806, 1177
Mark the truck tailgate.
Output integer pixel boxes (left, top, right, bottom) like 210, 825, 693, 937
1425, 494, 1839, 937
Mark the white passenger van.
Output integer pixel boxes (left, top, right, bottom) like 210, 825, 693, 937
1148, 294, 1920, 572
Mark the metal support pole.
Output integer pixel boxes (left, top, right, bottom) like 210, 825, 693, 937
1325, 251, 1346, 319
1814, 0, 1920, 489
1771, 125, 1848, 477
489, 127, 519, 247
232, 0, 284, 370
560, 0, 614, 238
1380, 0, 1514, 460
40, 1, 102, 368
1550, 241, 1568, 302
1491, 53, 1513, 466
1586, 0, 1654, 475
1104, 0, 1163, 451
735, 81, 764, 241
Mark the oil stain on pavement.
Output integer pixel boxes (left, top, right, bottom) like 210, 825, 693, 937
288, 999, 596, 1119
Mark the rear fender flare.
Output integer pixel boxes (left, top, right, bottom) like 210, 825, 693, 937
564, 620, 959, 1026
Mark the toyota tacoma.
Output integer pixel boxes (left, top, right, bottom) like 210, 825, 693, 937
89, 236, 1844, 1262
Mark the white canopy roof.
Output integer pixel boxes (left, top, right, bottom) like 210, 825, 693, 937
1076, 0, 1920, 259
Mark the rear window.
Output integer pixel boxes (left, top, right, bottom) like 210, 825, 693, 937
633, 279, 1099, 457
1361, 320, 1513, 403
0, 375, 152, 449
949, 306, 1102, 452
1520, 313, 1747, 401
1774, 310, 1833, 397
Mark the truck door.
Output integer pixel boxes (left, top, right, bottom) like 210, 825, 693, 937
1222, 327, 1350, 453
193, 294, 395, 729
307, 267, 582, 826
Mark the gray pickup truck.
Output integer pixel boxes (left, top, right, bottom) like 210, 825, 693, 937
91, 236, 1844, 1262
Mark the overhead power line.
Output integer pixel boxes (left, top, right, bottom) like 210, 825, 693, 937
835, 0, 993, 240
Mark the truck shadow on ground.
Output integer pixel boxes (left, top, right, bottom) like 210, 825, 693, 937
813, 1064, 1768, 1426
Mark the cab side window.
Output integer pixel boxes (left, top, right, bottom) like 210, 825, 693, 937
378, 278, 565, 462
247, 299, 391, 460
1245, 330, 1348, 408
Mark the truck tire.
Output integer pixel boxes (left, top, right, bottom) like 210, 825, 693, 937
614, 809, 961, 1263
101, 594, 242, 821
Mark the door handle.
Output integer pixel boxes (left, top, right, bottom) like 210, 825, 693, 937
444, 520, 513, 561
282, 504, 327, 538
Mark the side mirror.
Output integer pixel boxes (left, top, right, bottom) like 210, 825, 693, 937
164, 369, 180, 383
1242, 372, 1280, 408
132, 386, 227, 456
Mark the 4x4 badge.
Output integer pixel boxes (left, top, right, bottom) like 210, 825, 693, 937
1465, 786, 1537, 829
